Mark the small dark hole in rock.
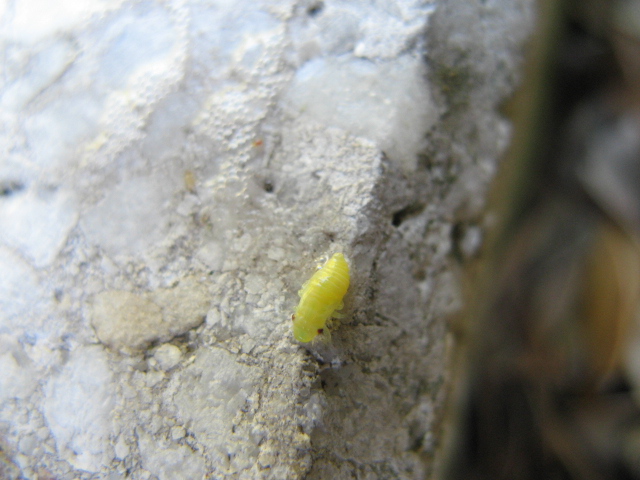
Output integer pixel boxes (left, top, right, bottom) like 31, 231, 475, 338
307, 2, 324, 16
0, 181, 25, 197
392, 203, 424, 227
324, 231, 336, 242
450, 222, 464, 261
263, 180, 274, 193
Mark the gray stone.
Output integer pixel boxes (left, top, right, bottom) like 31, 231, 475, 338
0, 0, 535, 477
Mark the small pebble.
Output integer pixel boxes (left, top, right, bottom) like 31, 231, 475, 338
154, 344, 182, 371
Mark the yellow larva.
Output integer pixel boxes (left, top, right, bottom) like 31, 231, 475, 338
292, 253, 350, 342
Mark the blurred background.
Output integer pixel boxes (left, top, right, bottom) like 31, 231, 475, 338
440, 0, 640, 479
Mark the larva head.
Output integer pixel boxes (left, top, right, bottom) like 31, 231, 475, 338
292, 316, 320, 343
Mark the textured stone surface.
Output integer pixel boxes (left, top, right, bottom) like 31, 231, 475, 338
89, 275, 209, 353
0, 0, 534, 478
43, 346, 115, 472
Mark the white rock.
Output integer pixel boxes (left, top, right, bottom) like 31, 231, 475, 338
43, 345, 115, 472
4, 0, 114, 43
168, 348, 261, 470
0, 246, 44, 331
196, 241, 225, 271
169, 425, 186, 441
282, 55, 437, 171
80, 175, 177, 259
0, 187, 78, 268
114, 437, 129, 460
0, 335, 38, 403
138, 430, 206, 480
1, 39, 77, 112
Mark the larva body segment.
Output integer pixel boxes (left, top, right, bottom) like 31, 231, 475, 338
293, 253, 350, 342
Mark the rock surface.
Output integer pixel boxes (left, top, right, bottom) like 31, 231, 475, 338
0, 0, 534, 478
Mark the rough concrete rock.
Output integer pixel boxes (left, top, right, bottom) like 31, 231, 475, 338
0, 0, 534, 478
